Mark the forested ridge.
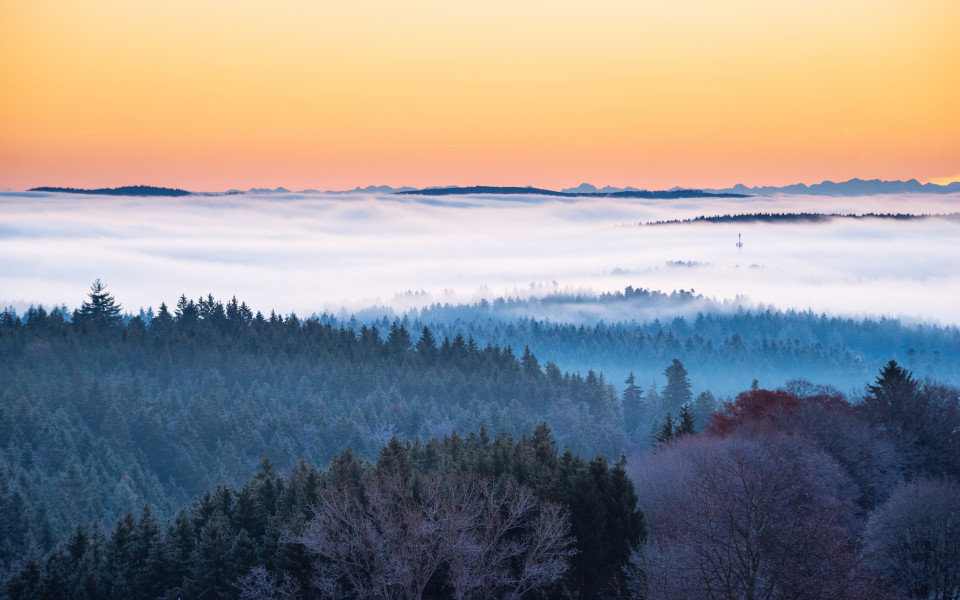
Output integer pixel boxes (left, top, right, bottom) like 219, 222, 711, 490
27, 186, 191, 197
644, 211, 960, 225
1, 284, 646, 575
2, 283, 959, 599
326, 287, 960, 396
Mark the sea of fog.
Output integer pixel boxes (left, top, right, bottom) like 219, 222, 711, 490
2, 190, 959, 324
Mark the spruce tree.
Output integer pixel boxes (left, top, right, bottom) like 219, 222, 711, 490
521, 345, 541, 376
675, 403, 696, 437
662, 358, 693, 415
187, 511, 235, 600
655, 413, 676, 444
622, 372, 644, 433
866, 360, 918, 412
692, 390, 718, 432
73, 279, 123, 331
415, 326, 437, 362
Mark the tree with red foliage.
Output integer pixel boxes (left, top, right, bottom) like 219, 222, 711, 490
706, 387, 902, 511
706, 389, 808, 436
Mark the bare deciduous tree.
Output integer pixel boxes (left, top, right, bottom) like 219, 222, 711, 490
863, 478, 960, 600
300, 470, 573, 600
446, 479, 573, 600
628, 434, 862, 600
235, 566, 301, 600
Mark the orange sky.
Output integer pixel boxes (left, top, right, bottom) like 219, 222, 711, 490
2, 0, 958, 191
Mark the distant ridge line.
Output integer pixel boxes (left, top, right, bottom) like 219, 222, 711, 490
706, 178, 960, 196
24, 177, 960, 197
396, 185, 748, 199
29, 185, 191, 197
643, 212, 960, 225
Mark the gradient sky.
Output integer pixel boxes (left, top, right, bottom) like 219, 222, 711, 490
2, 0, 958, 191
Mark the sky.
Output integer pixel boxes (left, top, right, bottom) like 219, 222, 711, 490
2, 0, 959, 191
4, 190, 960, 324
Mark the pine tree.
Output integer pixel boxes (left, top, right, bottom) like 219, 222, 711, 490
645, 379, 662, 420
73, 279, 123, 331
521, 345, 541, 376
106, 512, 138, 598
187, 511, 235, 600
415, 326, 437, 363
150, 302, 174, 334
565, 456, 609, 598
3, 542, 42, 599
675, 403, 696, 437
622, 372, 644, 434
166, 509, 196, 588
655, 413, 676, 444
662, 359, 693, 415
603, 454, 647, 590
385, 321, 412, 357
866, 360, 918, 410
692, 390, 718, 432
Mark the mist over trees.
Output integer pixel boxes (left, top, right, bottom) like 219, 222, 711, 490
323, 288, 960, 397
1, 286, 652, 573
2, 283, 959, 598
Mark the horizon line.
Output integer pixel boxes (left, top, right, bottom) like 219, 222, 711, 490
13, 175, 960, 195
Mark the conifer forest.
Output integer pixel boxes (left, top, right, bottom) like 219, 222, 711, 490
1, 282, 958, 599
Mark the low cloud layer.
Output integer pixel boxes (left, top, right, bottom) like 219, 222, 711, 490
3, 191, 959, 324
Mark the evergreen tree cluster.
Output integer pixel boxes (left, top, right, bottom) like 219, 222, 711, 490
2, 429, 646, 600
1, 286, 665, 570
4, 283, 959, 599
334, 289, 960, 397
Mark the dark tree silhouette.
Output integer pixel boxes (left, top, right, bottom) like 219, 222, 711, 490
675, 403, 696, 437
860, 361, 960, 479
73, 279, 123, 330
622, 372, 644, 434
662, 359, 692, 415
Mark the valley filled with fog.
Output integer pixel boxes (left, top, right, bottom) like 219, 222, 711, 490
3, 190, 960, 323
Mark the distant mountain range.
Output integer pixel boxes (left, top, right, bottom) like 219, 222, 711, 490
704, 178, 960, 196
395, 186, 747, 199
367, 178, 960, 196
26, 178, 960, 197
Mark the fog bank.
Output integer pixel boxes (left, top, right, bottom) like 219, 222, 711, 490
2, 190, 959, 323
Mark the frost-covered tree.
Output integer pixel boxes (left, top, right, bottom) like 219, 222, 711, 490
629, 434, 862, 600
300, 470, 573, 600
863, 478, 960, 600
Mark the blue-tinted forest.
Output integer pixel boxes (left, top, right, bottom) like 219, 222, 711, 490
2, 284, 958, 599
334, 287, 960, 397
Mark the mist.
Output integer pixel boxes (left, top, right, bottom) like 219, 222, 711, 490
3, 190, 959, 324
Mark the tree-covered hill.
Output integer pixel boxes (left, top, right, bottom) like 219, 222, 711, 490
645, 211, 960, 225
4, 365, 958, 599
3, 283, 959, 597
0, 287, 637, 571
324, 288, 960, 397
27, 186, 191, 197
